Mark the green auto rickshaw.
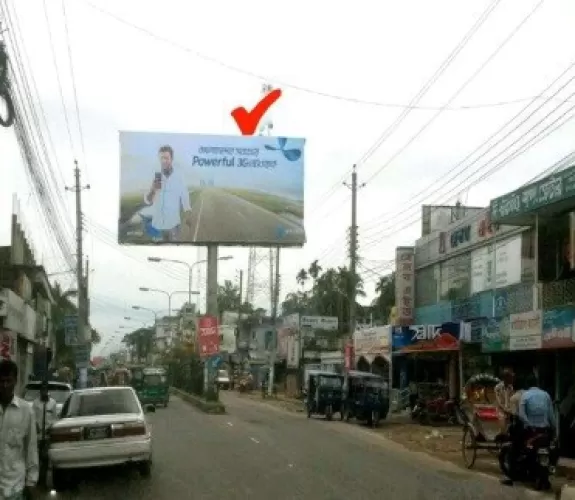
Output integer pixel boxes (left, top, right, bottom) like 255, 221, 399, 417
134, 367, 169, 407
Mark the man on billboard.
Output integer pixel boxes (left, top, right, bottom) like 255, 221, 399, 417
144, 145, 192, 242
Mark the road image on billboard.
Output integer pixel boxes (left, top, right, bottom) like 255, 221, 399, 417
118, 131, 306, 246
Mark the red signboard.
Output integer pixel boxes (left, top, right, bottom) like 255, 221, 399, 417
0, 330, 13, 360
344, 342, 354, 372
197, 315, 220, 357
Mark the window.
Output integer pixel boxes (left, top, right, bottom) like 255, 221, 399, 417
143, 374, 165, 385
415, 265, 439, 307
63, 389, 140, 418
440, 253, 470, 301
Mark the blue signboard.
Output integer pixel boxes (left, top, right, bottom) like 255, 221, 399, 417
392, 322, 461, 353
210, 354, 223, 370
64, 315, 80, 346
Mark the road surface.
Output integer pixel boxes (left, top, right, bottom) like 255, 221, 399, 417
49, 392, 552, 499
180, 188, 305, 245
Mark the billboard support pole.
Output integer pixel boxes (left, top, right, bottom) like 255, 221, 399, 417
204, 245, 219, 393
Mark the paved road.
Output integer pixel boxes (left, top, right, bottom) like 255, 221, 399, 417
180, 188, 305, 245
46, 393, 552, 499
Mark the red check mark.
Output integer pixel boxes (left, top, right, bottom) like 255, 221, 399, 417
231, 89, 282, 136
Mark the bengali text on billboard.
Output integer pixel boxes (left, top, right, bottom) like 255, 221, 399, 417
118, 131, 306, 246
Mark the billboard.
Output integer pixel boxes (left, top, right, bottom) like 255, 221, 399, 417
118, 131, 306, 246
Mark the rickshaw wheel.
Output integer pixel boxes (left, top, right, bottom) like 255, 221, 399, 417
462, 425, 478, 469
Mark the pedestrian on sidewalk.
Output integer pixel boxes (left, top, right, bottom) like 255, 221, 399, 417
495, 368, 515, 435
0, 360, 39, 499
32, 382, 57, 488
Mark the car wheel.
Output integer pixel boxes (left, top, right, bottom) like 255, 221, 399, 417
138, 460, 152, 478
52, 468, 69, 492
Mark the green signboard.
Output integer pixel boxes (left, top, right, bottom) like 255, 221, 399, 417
490, 164, 575, 222
481, 318, 510, 353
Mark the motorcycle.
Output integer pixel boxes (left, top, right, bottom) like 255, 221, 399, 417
498, 432, 558, 491
411, 395, 464, 425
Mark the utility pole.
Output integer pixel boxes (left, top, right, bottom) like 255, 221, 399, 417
66, 161, 90, 388
268, 247, 280, 396
343, 165, 364, 368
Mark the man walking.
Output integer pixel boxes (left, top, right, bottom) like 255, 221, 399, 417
0, 360, 38, 499
144, 145, 193, 242
32, 382, 57, 488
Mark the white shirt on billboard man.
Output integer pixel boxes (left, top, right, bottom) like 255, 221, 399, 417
144, 145, 193, 242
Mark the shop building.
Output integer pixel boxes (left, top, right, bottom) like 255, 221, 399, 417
0, 211, 55, 393
393, 161, 575, 456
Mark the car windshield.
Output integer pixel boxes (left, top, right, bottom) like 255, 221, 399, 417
23, 385, 71, 404
143, 374, 165, 385
63, 389, 140, 417
319, 376, 342, 388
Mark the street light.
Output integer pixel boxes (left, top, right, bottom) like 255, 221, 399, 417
124, 316, 147, 328
147, 255, 234, 306
138, 287, 199, 318
132, 305, 158, 325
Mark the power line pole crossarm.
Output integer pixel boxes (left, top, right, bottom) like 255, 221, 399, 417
343, 165, 365, 368
66, 160, 90, 388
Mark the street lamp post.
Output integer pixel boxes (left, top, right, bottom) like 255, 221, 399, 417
147, 255, 233, 312
138, 288, 200, 318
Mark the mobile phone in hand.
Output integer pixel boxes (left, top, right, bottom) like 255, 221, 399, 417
154, 172, 162, 189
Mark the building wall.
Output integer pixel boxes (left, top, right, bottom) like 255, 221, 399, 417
413, 207, 535, 322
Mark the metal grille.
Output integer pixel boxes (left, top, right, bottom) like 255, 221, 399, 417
542, 278, 575, 309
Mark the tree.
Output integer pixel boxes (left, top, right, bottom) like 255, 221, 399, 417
281, 264, 365, 336
372, 272, 395, 323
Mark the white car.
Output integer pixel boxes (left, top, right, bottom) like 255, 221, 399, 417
49, 386, 154, 491
22, 381, 72, 417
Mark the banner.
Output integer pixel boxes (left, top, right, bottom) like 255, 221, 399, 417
395, 247, 415, 325
392, 323, 461, 353
541, 306, 575, 349
118, 131, 305, 247
481, 317, 509, 353
197, 315, 220, 357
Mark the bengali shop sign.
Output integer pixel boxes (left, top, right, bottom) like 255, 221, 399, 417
508, 310, 542, 351
197, 315, 220, 357
395, 247, 415, 325
541, 306, 575, 349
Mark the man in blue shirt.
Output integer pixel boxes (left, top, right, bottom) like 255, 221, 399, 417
502, 374, 556, 486
519, 378, 556, 433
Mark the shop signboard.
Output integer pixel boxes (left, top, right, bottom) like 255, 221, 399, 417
395, 247, 415, 325
300, 315, 338, 331
353, 326, 391, 359
391, 323, 461, 353
286, 334, 300, 368
470, 235, 522, 294
541, 306, 575, 349
481, 317, 509, 353
508, 310, 542, 351
490, 165, 575, 222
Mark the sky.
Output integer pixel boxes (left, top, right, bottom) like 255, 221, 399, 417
0, 0, 574, 357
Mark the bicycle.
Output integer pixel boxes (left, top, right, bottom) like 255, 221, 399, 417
0, 40, 15, 128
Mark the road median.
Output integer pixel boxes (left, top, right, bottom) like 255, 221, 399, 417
171, 387, 226, 414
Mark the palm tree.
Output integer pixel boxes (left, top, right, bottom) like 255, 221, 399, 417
308, 260, 322, 281
296, 268, 308, 289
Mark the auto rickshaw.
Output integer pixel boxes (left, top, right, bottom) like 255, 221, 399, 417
342, 371, 390, 427
134, 367, 169, 407
305, 370, 344, 421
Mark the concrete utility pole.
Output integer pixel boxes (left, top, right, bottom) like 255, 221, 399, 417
268, 247, 280, 396
343, 165, 365, 366
204, 245, 219, 393
66, 161, 90, 388
238, 269, 243, 313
